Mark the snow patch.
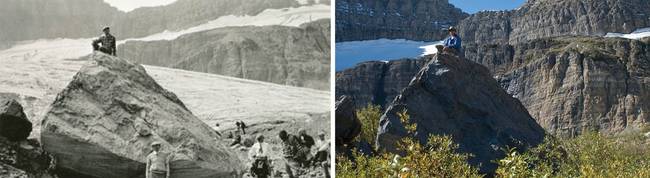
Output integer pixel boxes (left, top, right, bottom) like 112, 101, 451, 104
125, 4, 330, 42
605, 27, 650, 40
103, 0, 177, 12
335, 39, 443, 71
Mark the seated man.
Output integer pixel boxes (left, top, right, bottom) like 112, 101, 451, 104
278, 130, 302, 178
92, 26, 117, 56
312, 131, 330, 177
249, 135, 271, 178
435, 26, 462, 56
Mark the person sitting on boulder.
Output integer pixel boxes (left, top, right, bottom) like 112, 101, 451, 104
92, 26, 117, 56
435, 26, 462, 56
279, 130, 302, 178
146, 142, 170, 178
249, 135, 271, 178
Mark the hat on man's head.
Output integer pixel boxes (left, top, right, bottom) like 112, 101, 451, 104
102, 26, 110, 31
448, 26, 457, 31
151, 141, 162, 146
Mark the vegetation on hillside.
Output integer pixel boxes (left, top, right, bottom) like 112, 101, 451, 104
336, 106, 650, 178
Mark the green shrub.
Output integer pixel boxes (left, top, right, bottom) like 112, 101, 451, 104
355, 104, 382, 145
336, 109, 481, 178
496, 132, 650, 178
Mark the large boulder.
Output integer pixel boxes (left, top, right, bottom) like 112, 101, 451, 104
41, 53, 243, 178
0, 95, 32, 141
335, 95, 361, 145
377, 53, 546, 173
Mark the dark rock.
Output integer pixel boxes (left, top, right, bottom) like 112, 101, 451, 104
41, 53, 243, 178
377, 53, 546, 173
0, 95, 32, 141
336, 0, 468, 42
334, 96, 362, 145
335, 59, 427, 109
0, 137, 55, 178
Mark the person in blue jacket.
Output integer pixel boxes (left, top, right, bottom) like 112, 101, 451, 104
436, 26, 462, 55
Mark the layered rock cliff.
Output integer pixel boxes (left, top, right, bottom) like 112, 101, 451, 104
119, 20, 330, 90
335, 0, 468, 42
454, 0, 650, 137
335, 58, 426, 108
0, 0, 303, 46
377, 53, 545, 173
458, 0, 650, 45
337, 36, 650, 137
496, 37, 650, 136
41, 53, 243, 178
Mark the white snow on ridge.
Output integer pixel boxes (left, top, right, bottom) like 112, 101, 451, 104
605, 27, 650, 39
126, 4, 330, 42
104, 0, 177, 12
335, 39, 442, 71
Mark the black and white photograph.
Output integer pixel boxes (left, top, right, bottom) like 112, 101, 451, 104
0, 0, 331, 177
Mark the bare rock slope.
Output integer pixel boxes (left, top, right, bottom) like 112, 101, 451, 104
377, 54, 546, 173
41, 54, 243, 178
119, 20, 330, 90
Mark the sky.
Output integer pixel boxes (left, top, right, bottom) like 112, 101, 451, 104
449, 0, 527, 14
103, 0, 177, 12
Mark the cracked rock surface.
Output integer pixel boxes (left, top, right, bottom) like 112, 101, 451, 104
40, 53, 243, 178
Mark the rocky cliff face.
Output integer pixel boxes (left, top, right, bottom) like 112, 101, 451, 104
495, 37, 650, 136
41, 53, 242, 178
119, 20, 330, 90
337, 37, 650, 137
453, 0, 650, 137
458, 0, 650, 45
335, 0, 468, 42
0, 0, 119, 49
377, 53, 545, 173
0, 0, 302, 45
335, 58, 426, 108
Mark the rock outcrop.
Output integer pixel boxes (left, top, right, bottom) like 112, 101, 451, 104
335, 0, 468, 42
335, 58, 427, 108
337, 37, 650, 138
458, 0, 650, 45
377, 53, 546, 173
0, 97, 55, 178
453, 0, 650, 137
119, 20, 330, 90
495, 37, 650, 136
41, 53, 243, 178
0, 138, 55, 178
0, 95, 32, 141
335, 95, 362, 145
